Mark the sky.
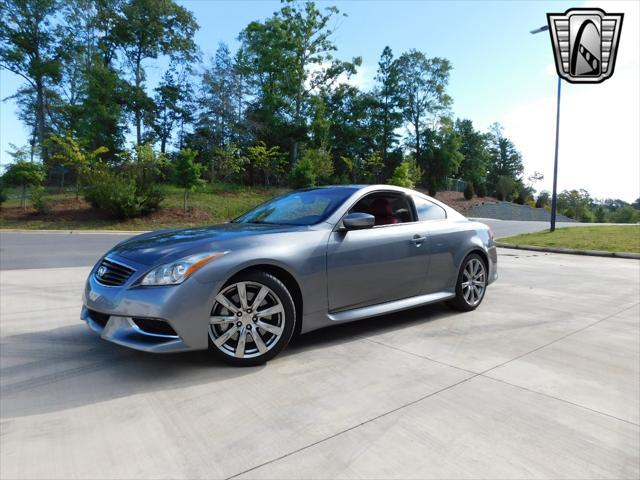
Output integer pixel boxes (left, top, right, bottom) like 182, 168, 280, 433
1, 0, 638, 201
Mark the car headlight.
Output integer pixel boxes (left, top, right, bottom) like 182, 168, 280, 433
140, 251, 228, 286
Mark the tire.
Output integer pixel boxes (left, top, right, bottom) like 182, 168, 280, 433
446, 253, 487, 312
208, 270, 296, 366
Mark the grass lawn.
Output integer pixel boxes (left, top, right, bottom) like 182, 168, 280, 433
0, 184, 286, 231
500, 226, 640, 254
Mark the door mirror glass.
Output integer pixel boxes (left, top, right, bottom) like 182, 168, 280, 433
342, 212, 375, 230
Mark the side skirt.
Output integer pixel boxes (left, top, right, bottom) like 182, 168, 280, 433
327, 291, 455, 323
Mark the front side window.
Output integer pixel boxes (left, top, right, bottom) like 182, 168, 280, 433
233, 187, 356, 226
350, 193, 415, 226
413, 196, 447, 221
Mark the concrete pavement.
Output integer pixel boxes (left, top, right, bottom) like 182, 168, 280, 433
1, 249, 638, 478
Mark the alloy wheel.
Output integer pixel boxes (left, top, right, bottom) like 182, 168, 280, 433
209, 281, 285, 359
461, 258, 486, 307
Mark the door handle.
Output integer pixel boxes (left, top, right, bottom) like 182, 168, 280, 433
411, 235, 427, 245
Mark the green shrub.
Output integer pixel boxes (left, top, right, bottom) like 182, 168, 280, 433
0, 183, 7, 205
290, 158, 316, 189
496, 176, 516, 201
535, 191, 550, 209
2, 161, 45, 209
30, 185, 50, 213
85, 170, 163, 219
388, 161, 414, 188
463, 182, 474, 200
475, 182, 487, 197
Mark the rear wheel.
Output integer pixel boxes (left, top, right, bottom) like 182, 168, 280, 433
208, 270, 296, 366
446, 253, 487, 312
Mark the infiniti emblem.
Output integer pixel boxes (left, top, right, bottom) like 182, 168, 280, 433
97, 266, 107, 277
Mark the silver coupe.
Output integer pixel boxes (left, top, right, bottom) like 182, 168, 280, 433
82, 185, 498, 366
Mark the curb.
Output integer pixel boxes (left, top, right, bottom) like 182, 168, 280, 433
496, 242, 640, 260
0, 229, 145, 235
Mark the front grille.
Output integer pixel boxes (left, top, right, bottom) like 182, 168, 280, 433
132, 318, 178, 337
95, 257, 135, 286
88, 309, 110, 328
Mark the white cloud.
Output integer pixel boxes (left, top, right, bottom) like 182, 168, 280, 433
500, 0, 639, 202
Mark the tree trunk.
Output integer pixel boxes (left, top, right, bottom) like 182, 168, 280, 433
35, 78, 47, 164
135, 59, 142, 145
183, 190, 188, 213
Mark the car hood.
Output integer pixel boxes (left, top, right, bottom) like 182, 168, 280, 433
109, 223, 304, 266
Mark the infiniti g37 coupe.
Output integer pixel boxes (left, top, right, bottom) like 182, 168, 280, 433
82, 185, 498, 366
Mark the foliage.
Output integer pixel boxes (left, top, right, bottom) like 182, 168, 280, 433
463, 182, 474, 200
396, 50, 452, 162
421, 119, 463, 196
475, 182, 487, 198
47, 134, 108, 198
495, 175, 516, 201
301, 148, 334, 185
557, 189, 594, 223
30, 184, 50, 213
289, 157, 316, 189
246, 142, 287, 186
0, 0, 67, 165
0, 181, 7, 205
364, 152, 385, 183
609, 205, 640, 224
173, 148, 203, 211
389, 161, 414, 188
486, 123, 524, 196
454, 119, 489, 187
83, 144, 165, 219
2, 160, 45, 209
536, 191, 550, 209
213, 143, 246, 181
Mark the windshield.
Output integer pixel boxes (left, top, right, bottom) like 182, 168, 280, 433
233, 187, 356, 226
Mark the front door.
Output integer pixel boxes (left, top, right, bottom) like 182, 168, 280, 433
326, 193, 429, 312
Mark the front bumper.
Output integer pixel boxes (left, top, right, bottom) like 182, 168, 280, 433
82, 254, 223, 353
82, 306, 191, 353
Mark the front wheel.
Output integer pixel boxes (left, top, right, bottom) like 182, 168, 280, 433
446, 253, 487, 312
208, 270, 296, 366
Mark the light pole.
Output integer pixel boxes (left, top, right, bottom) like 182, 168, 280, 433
531, 24, 561, 232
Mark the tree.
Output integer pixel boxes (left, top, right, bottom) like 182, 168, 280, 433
289, 157, 316, 189
486, 123, 524, 195
495, 175, 516, 201
463, 182, 474, 200
47, 133, 108, 199
153, 66, 193, 153
301, 148, 334, 185
396, 50, 451, 163
2, 160, 45, 209
240, 0, 360, 164
173, 148, 202, 212
0, 0, 67, 165
246, 142, 286, 186
454, 119, 489, 187
422, 119, 463, 196
374, 46, 403, 163
114, 0, 198, 145
389, 161, 414, 188
557, 189, 594, 222
536, 191, 551, 209
364, 152, 385, 183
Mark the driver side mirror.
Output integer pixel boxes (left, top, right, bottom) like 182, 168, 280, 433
342, 212, 375, 230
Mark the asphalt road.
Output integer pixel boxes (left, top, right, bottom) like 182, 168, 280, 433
1, 249, 638, 478
0, 220, 585, 270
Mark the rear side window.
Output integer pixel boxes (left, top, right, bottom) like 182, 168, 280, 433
413, 196, 446, 221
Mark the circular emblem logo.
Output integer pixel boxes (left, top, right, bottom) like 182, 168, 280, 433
97, 266, 107, 277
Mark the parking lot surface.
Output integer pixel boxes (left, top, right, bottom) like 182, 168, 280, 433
1, 248, 638, 479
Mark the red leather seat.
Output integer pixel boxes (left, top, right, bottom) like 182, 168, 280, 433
370, 198, 398, 225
